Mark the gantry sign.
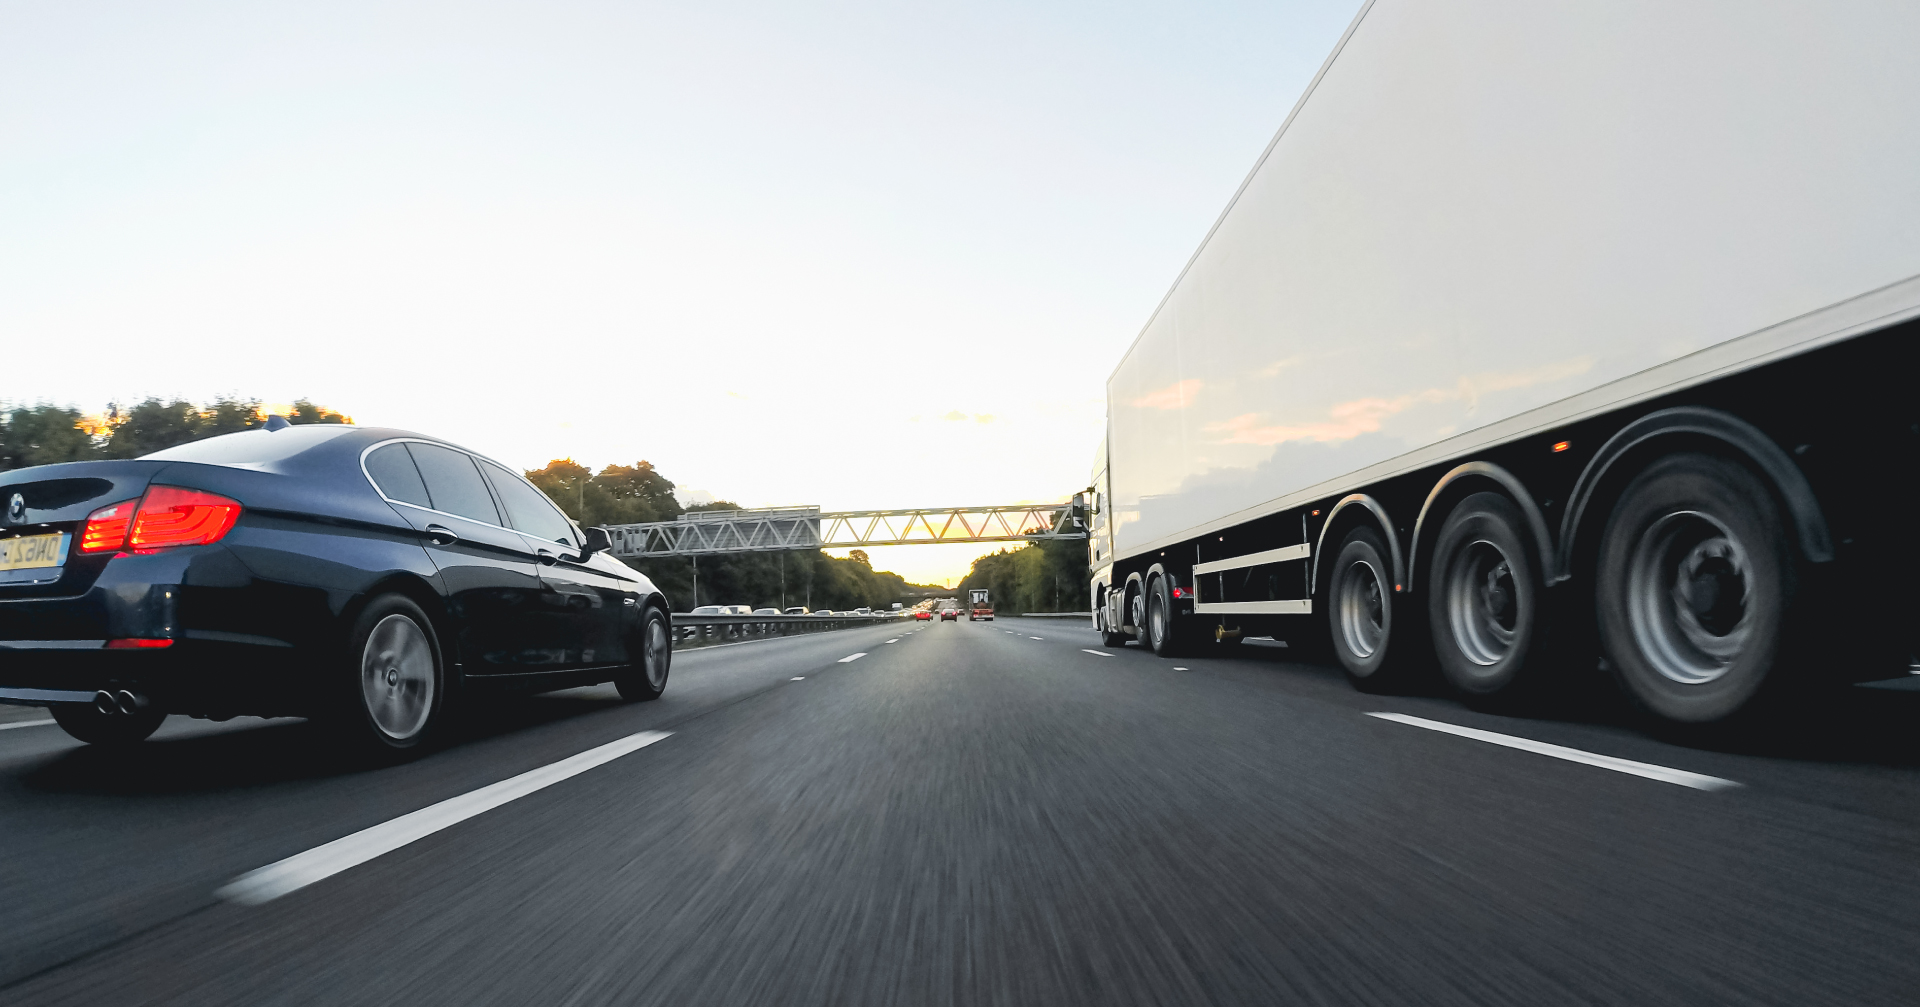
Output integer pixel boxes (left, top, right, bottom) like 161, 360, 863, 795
602, 501, 1086, 559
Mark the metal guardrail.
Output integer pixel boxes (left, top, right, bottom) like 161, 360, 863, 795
671, 612, 909, 649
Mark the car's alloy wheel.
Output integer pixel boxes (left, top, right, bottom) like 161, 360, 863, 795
342, 594, 445, 753
618, 606, 672, 702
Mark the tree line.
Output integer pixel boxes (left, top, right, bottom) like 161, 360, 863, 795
955, 538, 1091, 615
525, 459, 949, 613
0, 397, 349, 471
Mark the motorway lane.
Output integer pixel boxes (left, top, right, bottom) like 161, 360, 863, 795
6, 617, 1920, 1004
0, 621, 916, 988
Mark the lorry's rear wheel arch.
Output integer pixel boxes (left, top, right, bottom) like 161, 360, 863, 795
1408, 463, 1556, 599
1557, 407, 1831, 586
1311, 494, 1405, 601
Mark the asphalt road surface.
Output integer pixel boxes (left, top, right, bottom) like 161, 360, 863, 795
3, 617, 1919, 1005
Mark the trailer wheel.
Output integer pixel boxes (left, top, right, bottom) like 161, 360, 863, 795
1427, 492, 1543, 699
1145, 575, 1186, 657
1328, 526, 1408, 691
1596, 453, 1796, 724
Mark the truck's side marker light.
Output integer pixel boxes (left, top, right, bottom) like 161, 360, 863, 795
1552, 440, 1572, 453
1172, 587, 1188, 598
106, 638, 173, 649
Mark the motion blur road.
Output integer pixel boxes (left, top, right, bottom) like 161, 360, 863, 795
3, 617, 1919, 1005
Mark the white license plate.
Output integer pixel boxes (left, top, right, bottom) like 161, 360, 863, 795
0, 533, 66, 571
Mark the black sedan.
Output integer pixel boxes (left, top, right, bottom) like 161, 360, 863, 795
0, 422, 672, 752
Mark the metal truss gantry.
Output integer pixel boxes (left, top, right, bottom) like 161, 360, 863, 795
603, 502, 1084, 559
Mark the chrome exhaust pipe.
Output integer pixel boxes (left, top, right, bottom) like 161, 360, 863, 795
93, 691, 120, 716
114, 690, 148, 716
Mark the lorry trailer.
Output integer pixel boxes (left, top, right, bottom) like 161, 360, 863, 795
1089, 0, 1919, 725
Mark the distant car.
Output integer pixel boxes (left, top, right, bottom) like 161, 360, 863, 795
854, 607, 872, 615
939, 609, 959, 621
689, 605, 725, 616
752, 608, 780, 616
808, 610, 833, 617
784, 607, 810, 615
725, 605, 752, 615
0, 424, 672, 752
914, 610, 933, 621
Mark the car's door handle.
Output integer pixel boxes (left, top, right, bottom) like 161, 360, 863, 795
537, 549, 558, 565
424, 524, 459, 546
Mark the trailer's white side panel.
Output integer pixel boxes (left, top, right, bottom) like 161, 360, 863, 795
1108, 0, 1920, 561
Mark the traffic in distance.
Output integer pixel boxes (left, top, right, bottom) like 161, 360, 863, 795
1087, 1, 1918, 732
0, 423, 674, 751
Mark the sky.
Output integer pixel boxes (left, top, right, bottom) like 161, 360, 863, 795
1, 0, 1360, 586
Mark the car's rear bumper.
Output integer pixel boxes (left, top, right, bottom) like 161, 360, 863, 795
0, 546, 335, 717
0, 637, 318, 716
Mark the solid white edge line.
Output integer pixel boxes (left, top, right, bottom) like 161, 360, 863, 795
1081, 649, 1114, 657
1366, 713, 1739, 791
838, 653, 866, 663
215, 730, 673, 906
0, 718, 56, 731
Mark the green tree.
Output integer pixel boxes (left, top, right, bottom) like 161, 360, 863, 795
290, 399, 351, 424
0, 405, 97, 470
102, 398, 202, 458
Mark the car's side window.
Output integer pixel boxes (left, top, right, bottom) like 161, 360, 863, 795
365, 443, 432, 508
482, 461, 578, 547
406, 444, 502, 526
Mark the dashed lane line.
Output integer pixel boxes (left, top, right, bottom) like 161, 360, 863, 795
838, 653, 867, 663
0, 718, 56, 731
215, 730, 673, 905
1029, 636, 1044, 640
1366, 713, 1740, 791
791, 677, 805, 681
1081, 649, 1114, 657
885, 639, 899, 644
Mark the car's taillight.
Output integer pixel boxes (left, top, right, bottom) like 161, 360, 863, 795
79, 499, 139, 553
128, 486, 243, 552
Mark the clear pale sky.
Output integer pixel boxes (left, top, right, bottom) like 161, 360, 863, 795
2, 0, 1359, 586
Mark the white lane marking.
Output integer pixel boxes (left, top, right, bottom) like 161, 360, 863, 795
1366, 713, 1740, 791
1081, 649, 1114, 657
1173, 667, 1189, 671
885, 639, 899, 644
791, 676, 805, 681
838, 653, 867, 663
1029, 636, 1044, 640
0, 718, 56, 731
215, 730, 673, 905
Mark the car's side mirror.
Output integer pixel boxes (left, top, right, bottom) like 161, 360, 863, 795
581, 526, 613, 558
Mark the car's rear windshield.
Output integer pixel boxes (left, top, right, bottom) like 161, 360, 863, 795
141, 426, 358, 466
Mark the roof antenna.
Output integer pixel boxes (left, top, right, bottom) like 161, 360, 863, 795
263, 415, 292, 432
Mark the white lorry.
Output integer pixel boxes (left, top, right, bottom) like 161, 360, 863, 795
1090, 0, 1920, 726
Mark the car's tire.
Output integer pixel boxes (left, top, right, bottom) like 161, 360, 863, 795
339, 594, 446, 754
1328, 525, 1412, 692
1427, 492, 1546, 701
49, 703, 166, 747
1596, 453, 1797, 725
1145, 575, 1187, 658
616, 606, 672, 702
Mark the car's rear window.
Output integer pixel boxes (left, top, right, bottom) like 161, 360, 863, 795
141, 426, 357, 466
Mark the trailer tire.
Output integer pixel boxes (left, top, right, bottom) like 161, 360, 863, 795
1328, 526, 1410, 692
1427, 492, 1545, 700
1595, 453, 1797, 725
1145, 575, 1187, 658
